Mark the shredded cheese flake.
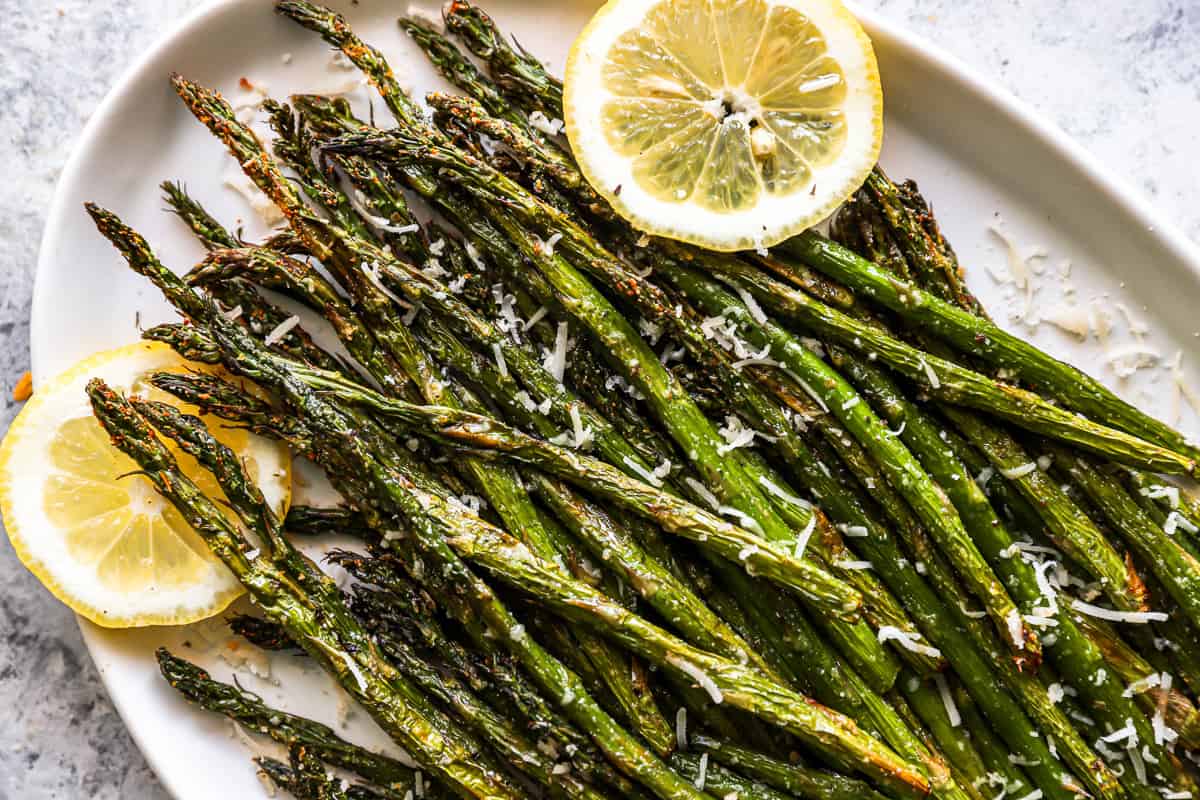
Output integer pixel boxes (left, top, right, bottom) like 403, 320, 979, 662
758, 476, 811, 509
932, 674, 961, 726
736, 287, 768, 323
1001, 462, 1038, 480
878, 626, 943, 658
1071, 599, 1168, 624
670, 657, 723, 704
263, 315, 300, 346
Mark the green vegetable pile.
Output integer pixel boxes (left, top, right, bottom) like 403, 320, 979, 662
83, 3, 1200, 798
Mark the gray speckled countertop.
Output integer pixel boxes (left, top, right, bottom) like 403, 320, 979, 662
2, 1, 1198, 797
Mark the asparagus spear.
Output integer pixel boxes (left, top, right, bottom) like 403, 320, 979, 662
398, 17, 529, 130
781, 231, 1200, 466
684, 251, 1192, 475
157, 650, 426, 796
652, 262, 1036, 659
360, 615, 610, 800
690, 735, 892, 800
161, 180, 241, 249
893, 674, 994, 800
275, 18, 902, 699
860, 169, 982, 315
441, 0, 564, 119
341, 567, 643, 792
529, 472, 773, 673
1050, 447, 1200, 629
87, 378, 521, 800
949, 686, 1035, 800
231, 355, 863, 617
836, 180, 1196, 795
256, 746, 403, 800
669, 752, 794, 800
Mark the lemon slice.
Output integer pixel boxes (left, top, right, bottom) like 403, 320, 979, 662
564, 0, 882, 251
0, 342, 291, 628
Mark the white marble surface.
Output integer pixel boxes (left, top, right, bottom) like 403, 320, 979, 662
1, 0, 1198, 797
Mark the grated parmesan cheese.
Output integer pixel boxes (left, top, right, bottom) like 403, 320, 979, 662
736, 287, 768, 323
1071, 599, 1168, 624
492, 343, 508, 378
717, 415, 761, 455
263, 315, 300, 346
669, 656, 723, 704
222, 167, 285, 226
1140, 484, 1181, 510
694, 753, 709, 790
624, 456, 666, 488
1006, 609, 1026, 650
932, 673, 961, 726
544, 322, 570, 382
684, 477, 721, 511
878, 626, 942, 659
793, 514, 816, 559
758, 476, 811, 509
1001, 462, 1038, 480
917, 358, 941, 389
1164, 511, 1198, 536
528, 110, 565, 136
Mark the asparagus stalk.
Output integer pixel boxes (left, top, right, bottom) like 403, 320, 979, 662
689, 735, 891, 800
340, 566, 640, 791
277, 21, 902, 700
686, 251, 1192, 475
860, 169, 982, 315
157, 650, 426, 796
398, 18, 530, 130
669, 752, 794, 800
226, 344, 929, 797
529, 472, 773, 673
227, 614, 302, 652
86, 378, 521, 800
322, 121, 918, 690
441, 0, 564, 118
361, 617, 610, 800
184, 77, 685, 753
896, 672, 994, 800
949, 686, 1035, 800
836, 179, 1197, 795
248, 358, 863, 618
1123, 471, 1200, 561
654, 262, 1036, 660
1050, 447, 1200, 629
161, 180, 241, 249
256, 746, 402, 800
781, 231, 1200, 466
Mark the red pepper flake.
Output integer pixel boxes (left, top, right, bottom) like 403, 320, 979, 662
12, 371, 32, 402
238, 77, 254, 91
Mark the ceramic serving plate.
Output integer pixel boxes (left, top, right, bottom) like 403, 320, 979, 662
31, 0, 1200, 797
